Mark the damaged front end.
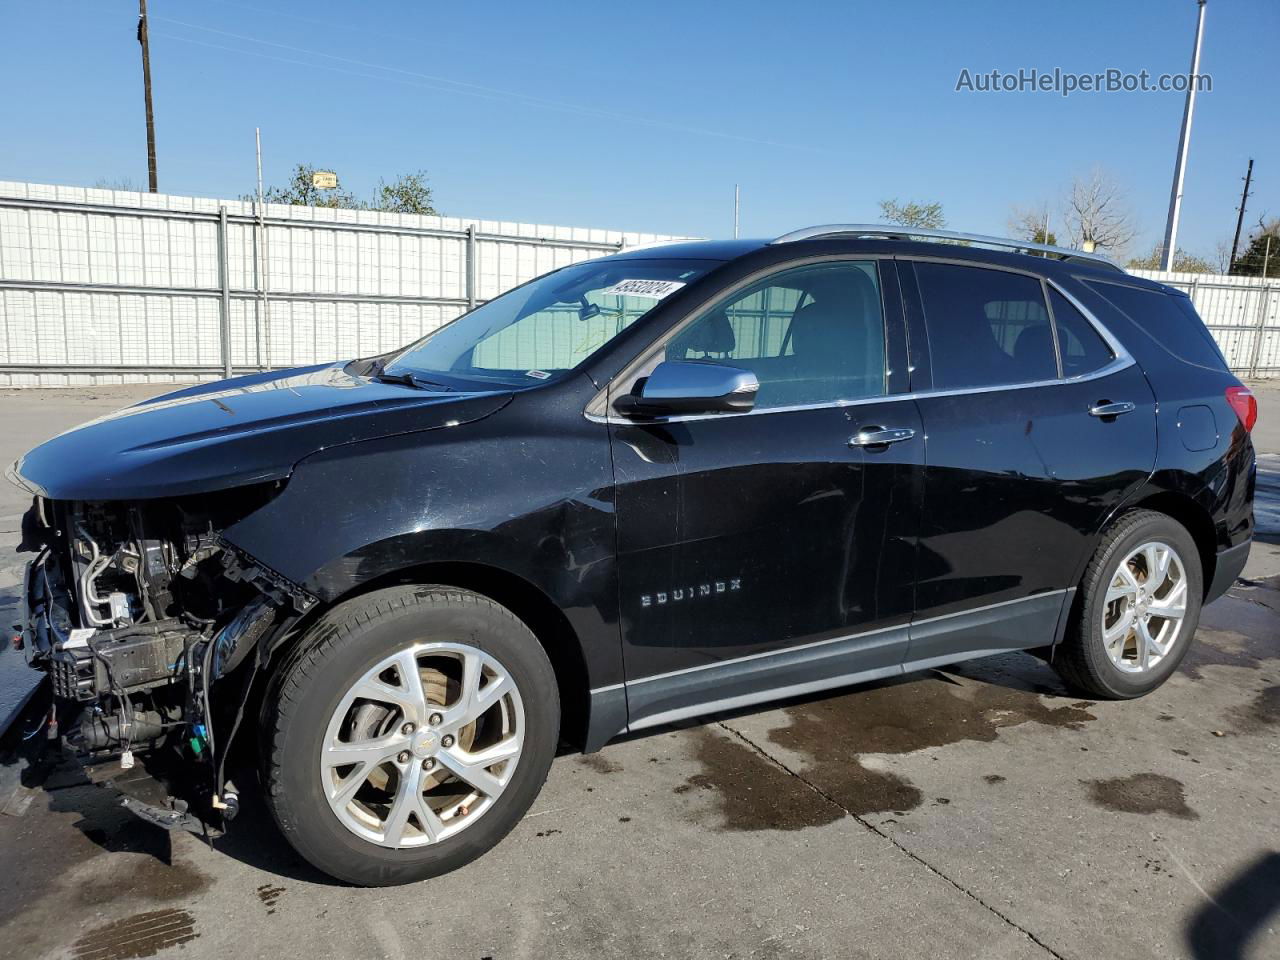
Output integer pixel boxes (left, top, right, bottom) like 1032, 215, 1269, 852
15, 482, 312, 821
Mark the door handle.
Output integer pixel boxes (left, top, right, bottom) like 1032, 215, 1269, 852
849, 426, 915, 448
1088, 401, 1136, 419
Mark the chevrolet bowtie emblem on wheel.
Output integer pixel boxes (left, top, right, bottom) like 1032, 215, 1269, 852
641, 579, 741, 608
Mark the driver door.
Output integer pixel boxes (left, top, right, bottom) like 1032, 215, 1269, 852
609, 259, 923, 729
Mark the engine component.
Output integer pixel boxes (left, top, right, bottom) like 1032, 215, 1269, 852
51, 621, 195, 700
77, 708, 167, 751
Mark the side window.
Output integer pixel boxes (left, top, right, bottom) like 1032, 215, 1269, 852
915, 262, 1057, 389
1048, 289, 1114, 377
666, 261, 886, 409
1085, 281, 1230, 373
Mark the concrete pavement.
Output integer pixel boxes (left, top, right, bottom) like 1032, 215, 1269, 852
0, 380, 1277, 960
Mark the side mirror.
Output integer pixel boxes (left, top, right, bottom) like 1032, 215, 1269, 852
612, 360, 759, 418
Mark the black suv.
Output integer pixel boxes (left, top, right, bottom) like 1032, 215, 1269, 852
11, 225, 1257, 885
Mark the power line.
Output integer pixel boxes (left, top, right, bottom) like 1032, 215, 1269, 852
151, 17, 818, 152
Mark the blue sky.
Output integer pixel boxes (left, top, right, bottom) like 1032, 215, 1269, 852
1, 0, 1275, 260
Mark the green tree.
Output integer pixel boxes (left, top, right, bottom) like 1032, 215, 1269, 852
1230, 218, 1280, 278
249, 164, 440, 215
250, 164, 364, 209
878, 198, 946, 229
375, 170, 437, 215
1127, 245, 1215, 273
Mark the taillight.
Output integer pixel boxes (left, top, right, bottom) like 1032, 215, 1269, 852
1225, 386, 1257, 432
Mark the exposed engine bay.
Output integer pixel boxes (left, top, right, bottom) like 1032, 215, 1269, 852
16, 482, 312, 823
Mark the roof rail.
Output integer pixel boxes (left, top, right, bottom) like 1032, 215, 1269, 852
769, 223, 1120, 270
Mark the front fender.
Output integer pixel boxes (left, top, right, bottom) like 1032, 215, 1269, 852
219, 392, 622, 691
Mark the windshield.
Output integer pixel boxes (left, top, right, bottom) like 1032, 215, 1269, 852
383, 258, 714, 387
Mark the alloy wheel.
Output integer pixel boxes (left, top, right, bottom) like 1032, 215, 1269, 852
319, 642, 525, 848
1101, 541, 1189, 674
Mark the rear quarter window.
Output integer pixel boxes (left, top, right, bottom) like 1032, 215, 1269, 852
1084, 281, 1229, 372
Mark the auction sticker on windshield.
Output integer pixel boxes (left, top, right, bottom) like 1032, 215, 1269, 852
600, 279, 686, 299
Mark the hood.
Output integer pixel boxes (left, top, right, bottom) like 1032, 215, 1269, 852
9, 363, 513, 501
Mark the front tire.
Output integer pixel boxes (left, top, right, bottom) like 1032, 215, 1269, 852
263, 586, 559, 886
1054, 510, 1203, 699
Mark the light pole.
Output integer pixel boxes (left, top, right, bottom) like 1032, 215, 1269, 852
1159, 0, 1207, 271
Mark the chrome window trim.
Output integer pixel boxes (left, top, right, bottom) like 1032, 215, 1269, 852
586, 256, 1136, 424
584, 253, 896, 422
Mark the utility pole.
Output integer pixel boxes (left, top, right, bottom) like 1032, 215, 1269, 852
733, 184, 740, 239
138, 0, 158, 192
1160, 0, 1207, 271
1228, 157, 1253, 271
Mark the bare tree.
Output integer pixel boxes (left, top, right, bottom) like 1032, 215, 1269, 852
1213, 237, 1234, 274
1061, 170, 1136, 253
1007, 204, 1057, 245
93, 177, 142, 192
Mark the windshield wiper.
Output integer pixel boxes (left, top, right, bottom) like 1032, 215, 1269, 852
373, 370, 455, 391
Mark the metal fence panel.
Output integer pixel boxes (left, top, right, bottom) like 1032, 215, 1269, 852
0, 180, 687, 387
4, 180, 1275, 386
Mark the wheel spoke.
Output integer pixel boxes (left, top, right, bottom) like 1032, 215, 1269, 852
1151, 545, 1172, 585
415, 794, 445, 842
323, 734, 405, 769
382, 763, 423, 847
1107, 567, 1139, 604
1142, 544, 1161, 585
444, 653, 513, 728
330, 761, 372, 806
352, 649, 429, 723
1103, 611, 1133, 647
1150, 580, 1187, 620
1136, 621, 1154, 671
437, 738, 519, 797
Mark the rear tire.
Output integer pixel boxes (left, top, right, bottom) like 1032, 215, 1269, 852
263, 585, 559, 886
1054, 510, 1202, 699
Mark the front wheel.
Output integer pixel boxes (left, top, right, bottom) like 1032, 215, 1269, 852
263, 586, 559, 886
1054, 510, 1203, 699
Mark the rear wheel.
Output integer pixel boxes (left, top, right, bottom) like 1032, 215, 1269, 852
1054, 510, 1203, 699
263, 586, 559, 885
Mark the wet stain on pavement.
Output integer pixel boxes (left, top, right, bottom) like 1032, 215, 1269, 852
760, 671, 1095, 816
983, 774, 1007, 784
676, 728, 843, 831
1227, 684, 1279, 734
577, 753, 622, 775
256, 883, 285, 915
70, 908, 197, 960
1084, 773, 1199, 820
1181, 633, 1270, 679
77, 858, 208, 908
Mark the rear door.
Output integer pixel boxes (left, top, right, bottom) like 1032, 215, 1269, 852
609, 258, 924, 728
899, 259, 1156, 665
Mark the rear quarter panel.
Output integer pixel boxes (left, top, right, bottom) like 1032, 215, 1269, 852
1066, 278, 1255, 556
